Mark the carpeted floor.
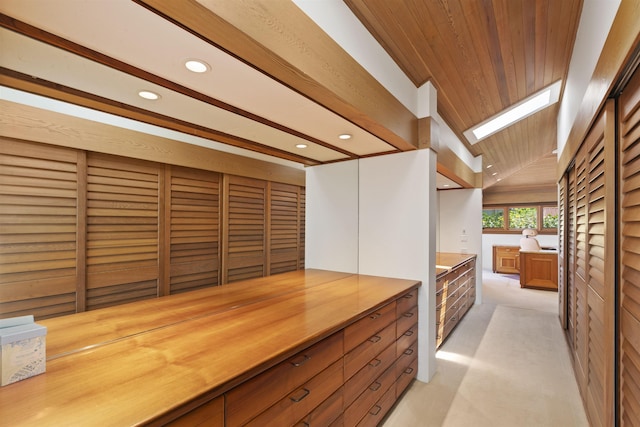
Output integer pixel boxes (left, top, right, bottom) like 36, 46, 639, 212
382, 270, 589, 427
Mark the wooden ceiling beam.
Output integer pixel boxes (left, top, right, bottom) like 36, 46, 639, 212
136, 0, 418, 153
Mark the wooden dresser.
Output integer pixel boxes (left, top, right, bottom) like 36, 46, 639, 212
492, 245, 521, 274
435, 253, 477, 348
0, 269, 420, 426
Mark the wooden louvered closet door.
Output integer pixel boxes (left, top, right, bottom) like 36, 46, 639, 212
566, 163, 577, 345
167, 166, 220, 294
558, 175, 567, 328
86, 153, 161, 310
584, 100, 615, 427
619, 63, 640, 427
0, 139, 80, 319
564, 101, 616, 427
573, 139, 589, 394
299, 187, 306, 270
223, 175, 267, 283
268, 182, 303, 275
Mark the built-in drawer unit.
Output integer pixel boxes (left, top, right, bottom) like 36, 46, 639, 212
226, 331, 344, 426
0, 270, 421, 426
436, 253, 477, 348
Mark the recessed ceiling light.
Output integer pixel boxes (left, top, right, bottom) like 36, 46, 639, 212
185, 59, 210, 73
443, 184, 450, 188
138, 90, 160, 100
464, 80, 562, 144
295, 144, 308, 149
552, 149, 558, 154
486, 164, 493, 169
492, 172, 497, 176
338, 134, 352, 140
497, 178, 502, 181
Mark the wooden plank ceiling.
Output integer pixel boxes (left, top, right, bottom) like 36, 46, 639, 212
345, 0, 582, 188
0, 0, 582, 190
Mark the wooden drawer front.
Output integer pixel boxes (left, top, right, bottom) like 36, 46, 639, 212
443, 312, 459, 339
226, 332, 343, 426
444, 294, 464, 323
293, 386, 343, 427
245, 359, 344, 427
436, 286, 445, 307
396, 323, 417, 358
344, 343, 396, 408
396, 341, 417, 378
356, 382, 396, 427
329, 414, 344, 427
396, 330, 418, 359
396, 332, 417, 362
165, 395, 224, 427
436, 276, 446, 293
396, 289, 418, 315
344, 301, 396, 352
396, 355, 418, 398
445, 285, 460, 303
345, 321, 396, 380
396, 305, 418, 339
344, 363, 397, 426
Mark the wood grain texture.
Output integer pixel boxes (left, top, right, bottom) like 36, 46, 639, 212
619, 64, 640, 427
137, 0, 417, 152
0, 99, 305, 187
0, 139, 79, 319
1, 137, 305, 320
0, 270, 420, 427
345, 0, 581, 188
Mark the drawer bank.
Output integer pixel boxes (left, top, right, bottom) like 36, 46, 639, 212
0, 269, 420, 426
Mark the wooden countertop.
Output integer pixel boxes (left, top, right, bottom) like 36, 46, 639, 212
0, 269, 420, 426
436, 252, 477, 277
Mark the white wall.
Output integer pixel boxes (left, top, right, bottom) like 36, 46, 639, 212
306, 150, 438, 382
481, 233, 559, 271
305, 161, 359, 273
438, 188, 484, 303
557, 0, 621, 155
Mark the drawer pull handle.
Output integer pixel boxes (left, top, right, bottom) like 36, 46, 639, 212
403, 312, 415, 318
404, 348, 414, 356
403, 330, 414, 337
436, 289, 444, 296
290, 354, 311, 367
368, 335, 381, 343
369, 313, 381, 320
404, 367, 414, 374
403, 293, 414, 299
369, 405, 382, 416
451, 316, 458, 322
369, 381, 382, 391
369, 358, 382, 367
290, 388, 310, 402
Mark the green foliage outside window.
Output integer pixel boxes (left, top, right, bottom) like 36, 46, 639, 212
482, 205, 557, 233
482, 209, 504, 228
508, 207, 537, 229
542, 206, 559, 228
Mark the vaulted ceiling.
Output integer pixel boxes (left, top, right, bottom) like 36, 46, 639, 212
0, 0, 582, 190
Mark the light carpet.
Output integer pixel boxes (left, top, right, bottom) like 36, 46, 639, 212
382, 271, 589, 427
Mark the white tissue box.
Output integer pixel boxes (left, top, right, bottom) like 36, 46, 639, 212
0, 316, 47, 386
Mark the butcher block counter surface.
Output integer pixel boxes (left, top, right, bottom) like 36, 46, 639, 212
436, 252, 477, 278
0, 269, 420, 426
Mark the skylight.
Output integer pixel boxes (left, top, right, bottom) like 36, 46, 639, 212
464, 80, 562, 144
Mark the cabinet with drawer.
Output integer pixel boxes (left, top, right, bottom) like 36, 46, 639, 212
435, 253, 476, 348
0, 270, 421, 427
342, 287, 419, 427
226, 331, 344, 426
493, 245, 520, 274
